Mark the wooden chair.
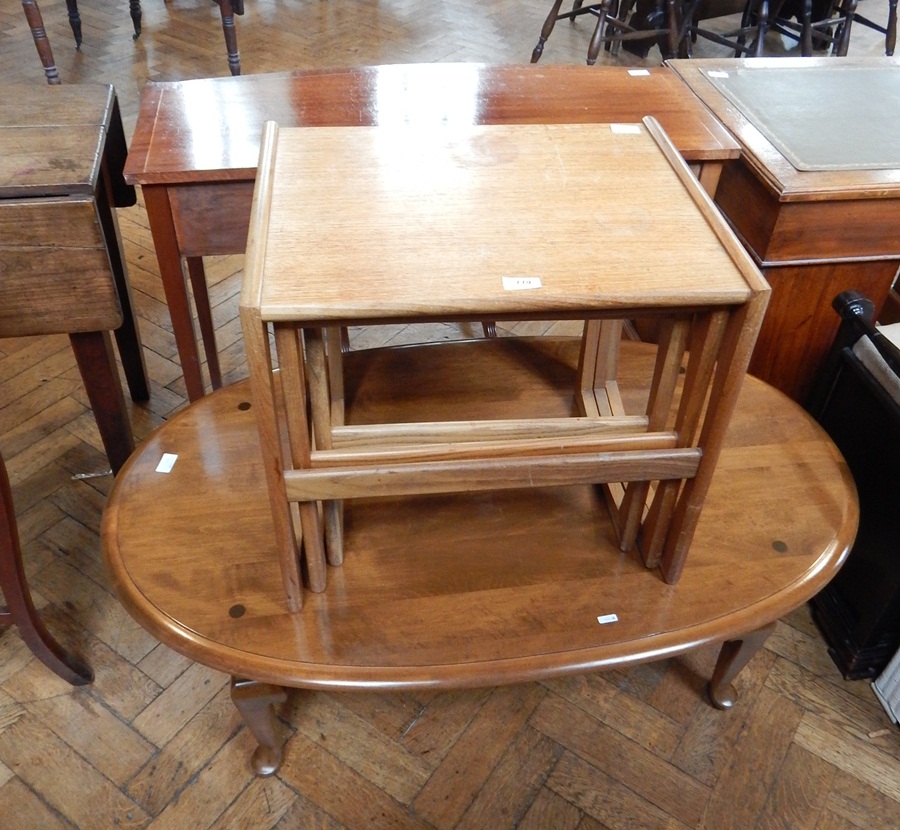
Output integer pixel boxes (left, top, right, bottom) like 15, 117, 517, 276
532, 0, 694, 63
22, 0, 243, 83
749, 0, 859, 55
0, 449, 93, 685
807, 290, 900, 679
851, 0, 897, 54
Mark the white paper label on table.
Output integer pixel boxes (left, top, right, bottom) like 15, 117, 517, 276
628, 69, 651, 76
502, 276, 542, 291
156, 453, 178, 474
708, 71, 730, 78
610, 123, 642, 135
597, 614, 619, 625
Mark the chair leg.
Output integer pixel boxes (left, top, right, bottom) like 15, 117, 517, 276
0, 454, 93, 686
218, 0, 242, 76
130, 0, 142, 39
586, 0, 613, 64
834, 0, 858, 55
533, 0, 566, 62
888, 0, 898, 54
21, 0, 60, 85
65, 0, 82, 49
800, 0, 814, 55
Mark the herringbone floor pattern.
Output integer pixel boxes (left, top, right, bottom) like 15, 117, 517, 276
1, 1, 899, 827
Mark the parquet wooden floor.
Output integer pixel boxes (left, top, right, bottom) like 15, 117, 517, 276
1, 2, 899, 828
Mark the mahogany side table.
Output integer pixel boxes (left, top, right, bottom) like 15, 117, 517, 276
123, 63, 739, 400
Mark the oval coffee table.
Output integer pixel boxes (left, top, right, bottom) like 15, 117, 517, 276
102, 337, 857, 775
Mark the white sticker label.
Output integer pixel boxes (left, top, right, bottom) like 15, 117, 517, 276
628, 69, 651, 77
502, 276, 542, 291
597, 614, 619, 625
156, 453, 178, 473
610, 123, 642, 135
708, 71, 729, 78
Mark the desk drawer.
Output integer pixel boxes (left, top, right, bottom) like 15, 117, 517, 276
0, 198, 121, 337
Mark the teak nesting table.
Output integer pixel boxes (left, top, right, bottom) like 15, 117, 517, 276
123, 64, 739, 400
240, 118, 769, 610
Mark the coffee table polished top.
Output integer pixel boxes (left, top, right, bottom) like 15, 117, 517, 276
101, 338, 856, 689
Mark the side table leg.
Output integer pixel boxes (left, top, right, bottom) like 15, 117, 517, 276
707, 621, 776, 710
186, 257, 223, 390
142, 186, 207, 401
69, 331, 135, 475
230, 678, 288, 776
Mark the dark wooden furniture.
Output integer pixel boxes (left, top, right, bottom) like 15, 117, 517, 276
0, 449, 93, 685
23, 0, 242, 84
669, 57, 900, 403
531, 0, 691, 64
101, 337, 857, 776
123, 63, 740, 401
0, 83, 148, 474
807, 291, 900, 678
853, 0, 898, 54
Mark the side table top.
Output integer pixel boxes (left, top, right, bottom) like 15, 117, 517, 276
101, 338, 857, 690
123, 63, 739, 186
668, 57, 900, 202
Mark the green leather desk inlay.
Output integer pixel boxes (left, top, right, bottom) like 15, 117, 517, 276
703, 66, 900, 171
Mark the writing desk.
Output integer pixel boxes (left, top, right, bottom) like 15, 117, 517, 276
669, 57, 900, 403
123, 63, 740, 400
101, 337, 856, 775
0, 83, 148, 473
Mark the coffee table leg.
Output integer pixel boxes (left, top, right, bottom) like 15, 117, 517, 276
230, 677, 288, 776
707, 621, 776, 710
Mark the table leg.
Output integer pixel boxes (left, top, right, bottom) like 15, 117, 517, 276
186, 257, 223, 390
97, 158, 150, 402
230, 678, 287, 776
69, 331, 135, 475
0, 453, 93, 686
22, 0, 61, 85
707, 621, 776, 710
142, 186, 207, 401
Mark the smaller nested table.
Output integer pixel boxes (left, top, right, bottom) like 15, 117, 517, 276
101, 337, 857, 776
241, 118, 768, 608
0, 83, 147, 474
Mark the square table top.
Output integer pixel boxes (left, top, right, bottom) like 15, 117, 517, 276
123, 63, 739, 186
244, 120, 760, 326
0, 84, 116, 199
667, 57, 900, 202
